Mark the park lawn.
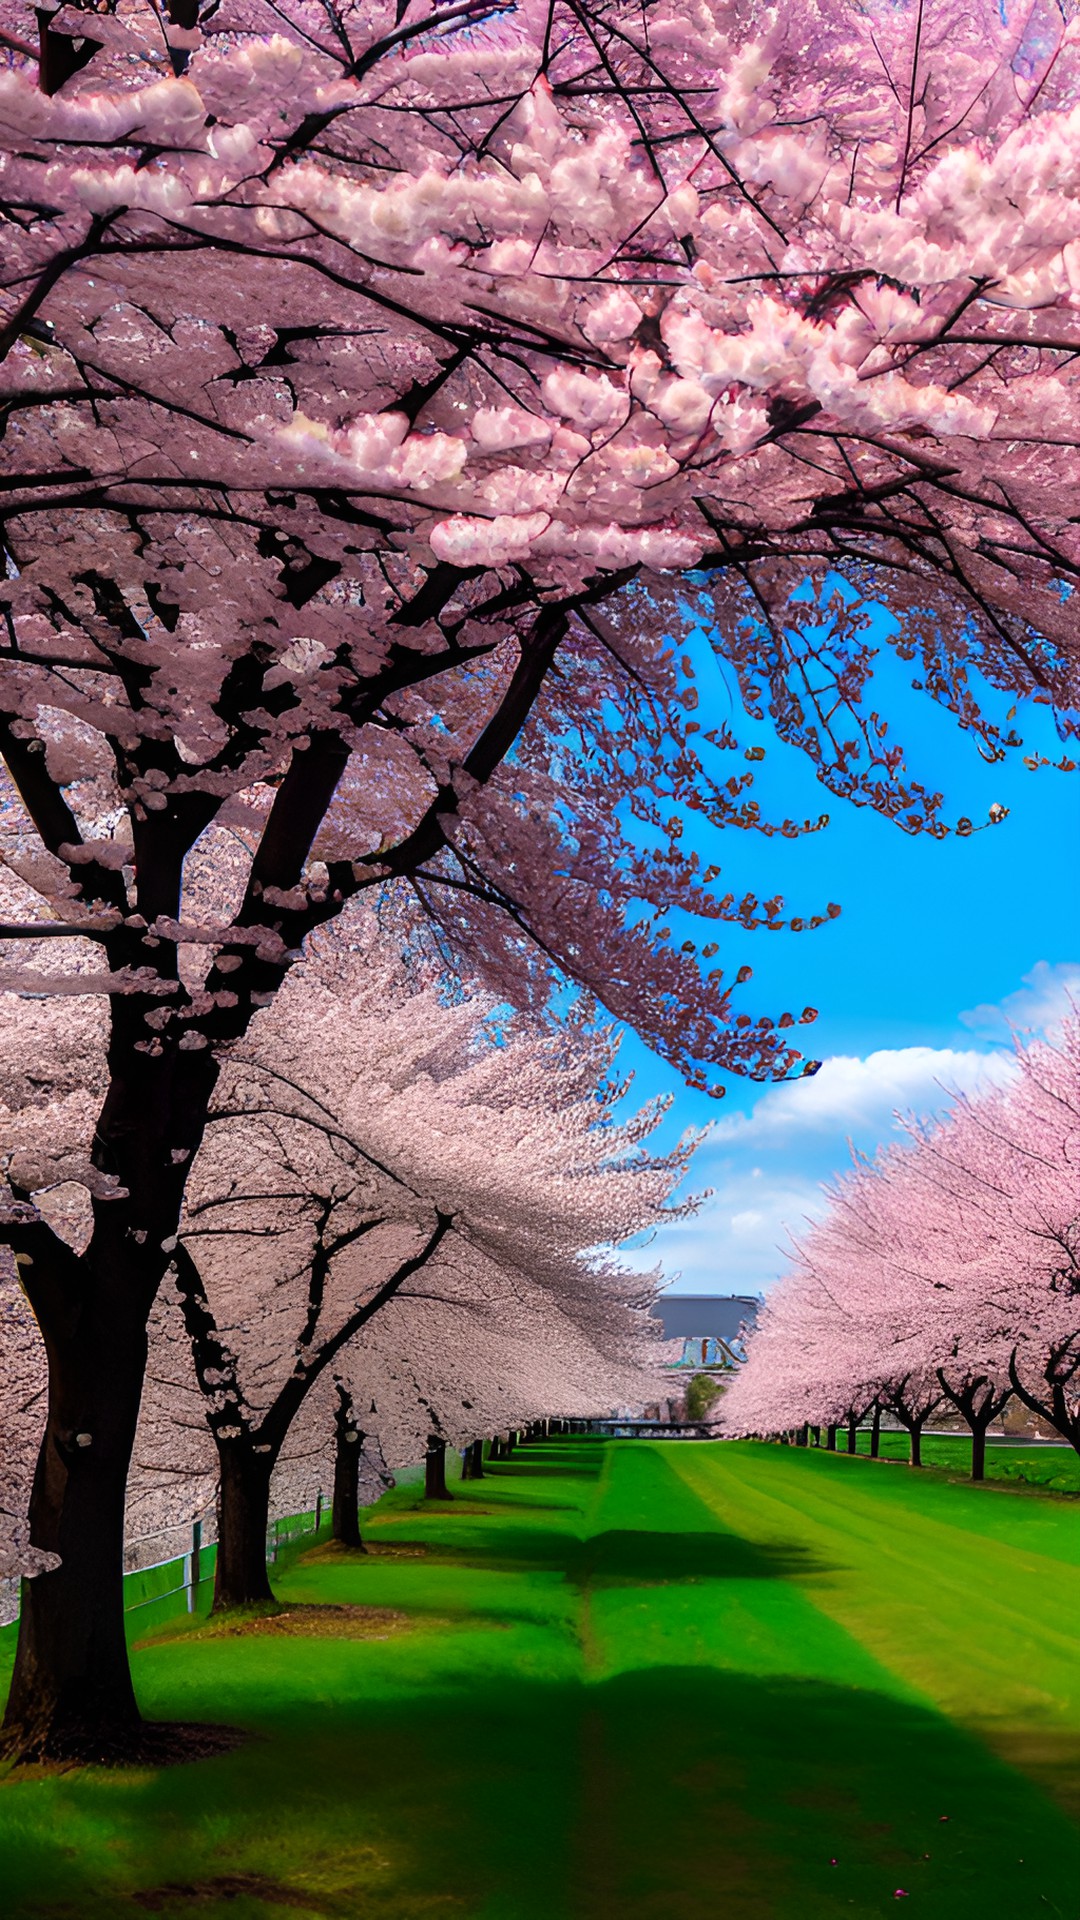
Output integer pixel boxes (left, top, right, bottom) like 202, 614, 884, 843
848, 1429, 1080, 1496
0, 1440, 1074, 1920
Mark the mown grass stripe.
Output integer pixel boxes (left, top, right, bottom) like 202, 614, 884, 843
668, 1441, 1080, 1816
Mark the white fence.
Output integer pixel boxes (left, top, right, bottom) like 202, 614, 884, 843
1, 1493, 326, 1631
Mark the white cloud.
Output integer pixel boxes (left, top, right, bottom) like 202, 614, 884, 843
626, 1170, 827, 1295
628, 966, 1078, 1299
709, 1045, 1013, 1146
961, 960, 1080, 1041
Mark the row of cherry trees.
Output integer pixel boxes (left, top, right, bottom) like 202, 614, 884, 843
3, 0, 1080, 1759
1, 901, 688, 1630
723, 1017, 1080, 1477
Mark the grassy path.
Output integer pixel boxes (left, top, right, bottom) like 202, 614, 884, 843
0, 1440, 1077, 1919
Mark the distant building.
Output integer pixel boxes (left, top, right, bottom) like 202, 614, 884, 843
649, 1294, 760, 1372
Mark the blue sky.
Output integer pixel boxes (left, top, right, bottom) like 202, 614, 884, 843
618, 623, 1080, 1297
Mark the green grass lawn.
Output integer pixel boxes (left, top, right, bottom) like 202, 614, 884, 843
845, 1429, 1080, 1495
0, 1439, 1077, 1920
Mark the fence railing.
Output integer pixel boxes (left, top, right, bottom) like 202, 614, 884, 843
576, 1419, 721, 1439
1, 1493, 326, 1632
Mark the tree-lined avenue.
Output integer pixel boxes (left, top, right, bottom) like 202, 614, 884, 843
1, 1437, 1076, 1918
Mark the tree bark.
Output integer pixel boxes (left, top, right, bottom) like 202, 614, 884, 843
906, 1422, 924, 1468
846, 1419, 858, 1454
825, 1424, 837, 1451
332, 1394, 366, 1549
461, 1439, 485, 1481
870, 1406, 881, 1458
1, 1288, 147, 1761
0, 951, 227, 1758
810, 1425, 820, 1447
424, 1435, 452, 1500
213, 1445, 275, 1610
796, 1424, 808, 1447
936, 1370, 1010, 1482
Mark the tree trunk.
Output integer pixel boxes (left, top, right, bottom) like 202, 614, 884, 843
461, 1439, 485, 1482
825, 1424, 837, 1451
908, 1423, 923, 1468
0, 987, 232, 1760
937, 1371, 1009, 1483
846, 1419, 858, 1454
332, 1403, 365, 1549
213, 1445, 275, 1610
424, 1436, 452, 1501
810, 1425, 820, 1446
870, 1407, 881, 1458
1007, 1358, 1080, 1456
796, 1424, 808, 1447
1, 1300, 147, 1761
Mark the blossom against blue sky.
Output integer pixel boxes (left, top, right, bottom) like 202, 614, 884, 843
619, 645, 1080, 1296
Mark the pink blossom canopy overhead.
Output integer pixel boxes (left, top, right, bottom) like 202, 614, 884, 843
0, 0, 1078, 1089
3, 0, 1080, 756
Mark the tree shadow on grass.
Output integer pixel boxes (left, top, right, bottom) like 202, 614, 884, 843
482, 1460, 605, 1480
572, 1527, 831, 1586
482, 1442, 605, 1478
3, 1661, 1076, 1920
359, 1523, 833, 1588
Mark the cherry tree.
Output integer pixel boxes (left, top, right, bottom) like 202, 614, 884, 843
807, 1146, 1009, 1470
908, 1023, 1080, 1454
0, 0, 818, 1758
2, 0, 1080, 754
856, 1133, 1013, 1476
802, 1060, 1080, 1468
160, 966, 684, 1604
2, 0, 1080, 1756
